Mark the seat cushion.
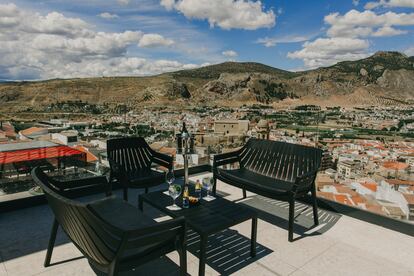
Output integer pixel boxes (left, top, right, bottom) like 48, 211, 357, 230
88, 197, 176, 271
89, 196, 156, 231
124, 169, 165, 188
217, 168, 295, 195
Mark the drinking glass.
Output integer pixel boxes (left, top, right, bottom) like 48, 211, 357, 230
202, 177, 215, 201
166, 170, 175, 186
166, 170, 181, 210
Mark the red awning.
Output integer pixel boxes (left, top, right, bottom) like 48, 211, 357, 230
0, 146, 85, 165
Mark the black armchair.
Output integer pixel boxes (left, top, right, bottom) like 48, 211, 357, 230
213, 139, 322, 242
32, 167, 187, 276
107, 137, 174, 201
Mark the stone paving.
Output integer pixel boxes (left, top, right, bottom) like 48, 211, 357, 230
1, 173, 413, 275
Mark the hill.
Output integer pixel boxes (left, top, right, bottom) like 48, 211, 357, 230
170, 61, 297, 79
1, 51, 414, 115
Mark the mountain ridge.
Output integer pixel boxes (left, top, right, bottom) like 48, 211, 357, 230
1, 51, 414, 114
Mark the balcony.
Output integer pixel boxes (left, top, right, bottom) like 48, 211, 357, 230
1, 171, 413, 276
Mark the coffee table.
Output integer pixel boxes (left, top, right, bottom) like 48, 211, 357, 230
139, 189, 258, 276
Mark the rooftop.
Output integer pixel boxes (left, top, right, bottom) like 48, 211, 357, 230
0, 141, 57, 152
381, 161, 409, 170
19, 127, 48, 137
1, 174, 413, 276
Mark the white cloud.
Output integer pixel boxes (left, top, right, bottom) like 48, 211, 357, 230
256, 37, 278, 47
99, 12, 119, 19
325, 9, 414, 38
117, 0, 131, 5
138, 33, 174, 47
256, 35, 310, 47
352, 0, 360, 6
404, 46, 414, 56
287, 37, 370, 68
0, 3, 197, 80
49, 57, 199, 79
365, 0, 414, 9
372, 25, 407, 36
160, 0, 176, 10
287, 8, 413, 69
160, 0, 276, 30
222, 50, 238, 57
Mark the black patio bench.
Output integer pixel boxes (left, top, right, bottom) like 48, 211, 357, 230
32, 167, 187, 276
213, 138, 322, 242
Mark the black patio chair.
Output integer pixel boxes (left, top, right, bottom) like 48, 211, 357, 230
213, 139, 322, 242
32, 167, 187, 276
107, 137, 173, 201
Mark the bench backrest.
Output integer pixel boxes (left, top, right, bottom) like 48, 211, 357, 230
239, 139, 322, 182
32, 167, 121, 266
107, 137, 153, 172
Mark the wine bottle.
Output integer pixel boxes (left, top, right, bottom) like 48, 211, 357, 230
182, 185, 189, 208
195, 179, 202, 200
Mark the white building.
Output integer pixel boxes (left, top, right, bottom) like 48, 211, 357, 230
214, 120, 249, 136
51, 131, 78, 146
376, 180, 409, 219
90, 139, 107, 150
337, 160, 361, 179
176, 154, 199, 166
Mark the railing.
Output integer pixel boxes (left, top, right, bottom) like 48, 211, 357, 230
1, 161, 413, 237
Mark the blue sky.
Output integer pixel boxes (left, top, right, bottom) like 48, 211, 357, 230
1, 0, 414, 80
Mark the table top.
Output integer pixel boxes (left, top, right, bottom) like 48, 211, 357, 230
139, 188, 257, 235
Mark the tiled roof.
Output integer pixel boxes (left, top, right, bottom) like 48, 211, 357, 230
403, 194, 414, 205
381, 161, 409, 170
386, 179, 414, 186
72, 145, 98, 162
0, 123, 17, 137
361, 182, 378, 192
334, 194, 354, 206
158, 147, 176, 156
317, 191, 335, 201
365, 204, 386, 215
333, 184, 358, 196
20, 127, 47, 136
352, 195, 367, 205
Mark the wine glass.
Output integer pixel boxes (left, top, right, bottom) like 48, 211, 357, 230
166, 170, 181, 210
166, 170, 175, 186
202, 177, 215, 201
95, 162, 103, 175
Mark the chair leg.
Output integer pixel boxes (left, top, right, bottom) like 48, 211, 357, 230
288, 198, 295, 242
212, 176, 217, 196
44, 218, 59, 267
198, 236, 207, 276
179, 246, 187, 276
242, 189, 247, 199
123, 187, 128, 201
311, 184, 319, 225
108, 261, 118, 276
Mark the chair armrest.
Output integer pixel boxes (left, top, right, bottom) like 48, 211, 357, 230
213, 149, 241, 168
119, 216, 186, 253
151, 150, 174, 170
51, 175, 112, 197
293, 170, 319, 192
126, 216, 185, 237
